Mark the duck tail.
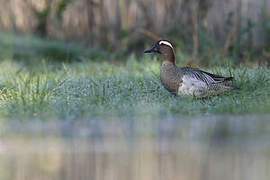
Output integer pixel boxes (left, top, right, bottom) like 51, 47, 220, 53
231, 85, 240, 90
224, 76, 234, 81
224, 77, 241, 90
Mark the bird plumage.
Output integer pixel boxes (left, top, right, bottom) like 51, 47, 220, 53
144, 40, 236, 98
181, 67, 233, 84
179, 67, 235, 97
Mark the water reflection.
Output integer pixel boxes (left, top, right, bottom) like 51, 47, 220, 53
0, 115, 270, 180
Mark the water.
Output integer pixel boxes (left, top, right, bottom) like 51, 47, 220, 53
0, 115, 270, 180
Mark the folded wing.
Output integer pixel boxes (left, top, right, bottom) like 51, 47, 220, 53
181, 67, 233, 85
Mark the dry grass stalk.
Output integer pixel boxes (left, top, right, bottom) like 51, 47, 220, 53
222, 0, 242, 56
192, 1, 199, 59
138, 28, 161, 41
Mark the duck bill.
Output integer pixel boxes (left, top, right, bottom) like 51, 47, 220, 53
144, 49, 153, 53
144, 45, 158, 53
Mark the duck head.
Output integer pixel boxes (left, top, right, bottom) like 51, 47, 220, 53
144, 40, 175, 64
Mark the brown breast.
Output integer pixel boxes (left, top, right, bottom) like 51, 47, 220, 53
160, 62, 183, 93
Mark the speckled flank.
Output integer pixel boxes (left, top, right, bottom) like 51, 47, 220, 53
176, 67, 235, 97
177, 75, 208, 97
177, 75, 234, 98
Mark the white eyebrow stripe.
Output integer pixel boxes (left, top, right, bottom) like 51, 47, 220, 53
159, 41, 173, 49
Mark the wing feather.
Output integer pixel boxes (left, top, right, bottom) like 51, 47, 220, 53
181, 67, 233, 85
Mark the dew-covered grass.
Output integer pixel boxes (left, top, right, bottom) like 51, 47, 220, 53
0, 53, 269, 121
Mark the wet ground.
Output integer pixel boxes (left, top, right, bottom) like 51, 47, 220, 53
0, 115, 270, 180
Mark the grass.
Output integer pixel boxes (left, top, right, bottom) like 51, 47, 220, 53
0, 55, 269, 121
0, 33, 269, 121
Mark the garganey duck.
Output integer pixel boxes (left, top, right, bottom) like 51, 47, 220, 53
144, 40, 235, 98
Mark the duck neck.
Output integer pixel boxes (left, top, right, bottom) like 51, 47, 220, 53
162, 52, 175, 65
160, 47, 176, 65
